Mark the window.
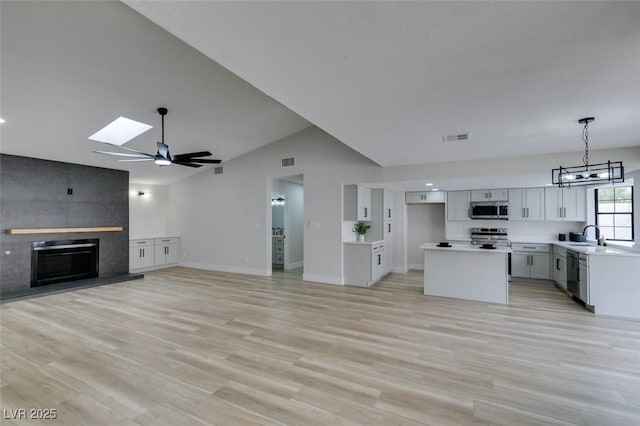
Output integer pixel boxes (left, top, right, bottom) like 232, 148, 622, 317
595, 186, 634, 241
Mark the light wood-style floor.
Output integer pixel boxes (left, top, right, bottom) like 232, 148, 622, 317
1, 267, 639, 425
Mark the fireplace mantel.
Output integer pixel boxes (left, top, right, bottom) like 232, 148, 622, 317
5, 227, 123, 235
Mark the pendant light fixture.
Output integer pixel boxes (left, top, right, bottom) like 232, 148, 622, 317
552, 117, 624, 187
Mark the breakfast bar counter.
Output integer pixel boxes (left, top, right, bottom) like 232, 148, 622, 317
420, 243, 510, 304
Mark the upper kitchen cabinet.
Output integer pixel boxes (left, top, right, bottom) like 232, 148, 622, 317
344, 184, 372, 221
383, 189, 393, 220
405, 191, 446, 204
369, 189, 393, 243
446, 191, 471, 221
544, 187, 586, 221
509, 188, 545, 221
470, 189, 508, 202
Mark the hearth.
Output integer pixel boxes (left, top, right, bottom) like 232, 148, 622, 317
31, 239, 99, 287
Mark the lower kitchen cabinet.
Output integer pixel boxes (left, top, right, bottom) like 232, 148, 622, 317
512, 244, 550, 279
343, 242, 387, 287
552, 246, 567, 289
130, 237, 179, 272
129, 239, 154, 270
154, 237, 178, 266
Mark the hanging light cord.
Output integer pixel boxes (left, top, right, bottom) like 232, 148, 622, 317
582, 120, 590, 169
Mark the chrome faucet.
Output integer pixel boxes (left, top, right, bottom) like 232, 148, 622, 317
582, 225, 601, 242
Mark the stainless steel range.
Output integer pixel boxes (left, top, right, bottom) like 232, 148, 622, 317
470, 228, 511, 247
471, 228, 512, 280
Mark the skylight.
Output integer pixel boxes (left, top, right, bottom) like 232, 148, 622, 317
88, 117, 152, 146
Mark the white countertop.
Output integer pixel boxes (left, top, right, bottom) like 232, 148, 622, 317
344, 240, 385, 245
551, 241, 640, 257
420, 243, 511, 254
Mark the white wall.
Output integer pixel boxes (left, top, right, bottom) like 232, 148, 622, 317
445, 218, 586, 243
129, 183, 169, 238
167, 126, 382, 283
407, 204, 446, 269
273, 179, 304, 268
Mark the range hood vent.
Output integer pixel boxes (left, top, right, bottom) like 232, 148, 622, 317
213, 166, 224, 175
443, 133, 471, 142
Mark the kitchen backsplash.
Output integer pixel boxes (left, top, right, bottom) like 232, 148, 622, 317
446, 219, 587, 243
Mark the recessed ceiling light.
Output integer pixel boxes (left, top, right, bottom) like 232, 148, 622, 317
425, 183, 434, 186
88, 116, 152, 146
432, 188, 439, 191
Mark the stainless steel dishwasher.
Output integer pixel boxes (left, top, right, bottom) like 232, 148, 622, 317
566, 250, 579, 297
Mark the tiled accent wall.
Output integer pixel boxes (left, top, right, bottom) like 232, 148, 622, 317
0, 154, 129, 294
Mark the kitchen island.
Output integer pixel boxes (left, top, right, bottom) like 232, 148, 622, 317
420, 243, 510, 304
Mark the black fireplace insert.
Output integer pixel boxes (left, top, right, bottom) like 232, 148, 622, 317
31, 239, 99, 287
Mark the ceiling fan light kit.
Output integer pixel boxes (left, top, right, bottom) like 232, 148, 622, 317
93, 107, 221, 168
551, 117, 624, 187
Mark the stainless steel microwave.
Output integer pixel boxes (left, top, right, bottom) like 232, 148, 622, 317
470, 202, 508, 220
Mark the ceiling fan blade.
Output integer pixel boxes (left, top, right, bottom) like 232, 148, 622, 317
118, 158, 155, 162
94, 150, 153, 158
187, 158, 222, 164
173, 161, 202, 168
156, 141, 169, 159
97, 142, 153, 156
171, 151, 212, 160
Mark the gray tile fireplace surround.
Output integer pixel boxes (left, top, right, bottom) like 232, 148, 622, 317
1, 154, 139, 301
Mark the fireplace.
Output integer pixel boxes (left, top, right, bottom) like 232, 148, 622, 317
31, 239, 99, 287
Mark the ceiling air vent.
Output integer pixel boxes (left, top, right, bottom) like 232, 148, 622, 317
442, 133, 471, 142
281, 157, 295, 168
213, 166, 223, 175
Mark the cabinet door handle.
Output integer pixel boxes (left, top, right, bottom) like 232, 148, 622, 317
559, 207, 562, 218
378, 254, 381, 265
388, 208, 391, 219
522, 208, 526, 218
364, 207, 368, 218
142, 248, 145, 258
387, 223, 391, 233
526, 207, 529, 218
556, 259, 560, 270
563, 207, 566, 218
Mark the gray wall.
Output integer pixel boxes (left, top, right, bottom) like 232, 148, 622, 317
0, 154, 129, 293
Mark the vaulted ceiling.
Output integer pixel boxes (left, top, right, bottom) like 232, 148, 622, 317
2, 1, 639, 184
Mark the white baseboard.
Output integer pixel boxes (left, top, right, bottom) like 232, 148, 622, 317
302, 273, 343, 285
285, 260, 303, 270
408, 263, 424, 271
392, 266, 409, 273
130, 263, 177, 274
178, 261, 270, 277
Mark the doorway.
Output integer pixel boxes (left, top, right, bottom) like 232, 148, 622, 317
270, 175, 304, 275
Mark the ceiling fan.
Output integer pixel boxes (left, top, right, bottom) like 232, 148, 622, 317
94, 107, 221, 168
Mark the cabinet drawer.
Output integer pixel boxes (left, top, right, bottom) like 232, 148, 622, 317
274, 255, 284, 264
274, 245, 284, 254
512, 243, 549, 253
130, 239, 153, 247
154, 237, 179, 246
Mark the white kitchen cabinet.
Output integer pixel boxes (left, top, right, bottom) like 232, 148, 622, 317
552, 246, 567, 289
405, 191, 445, 204
344, 184, 372, 221
129, 239, 154, 271
544, 187, 586, 221
511, 244, 550, 279
343, 242, 387, 287
509, 188, 545, 221
383, 189, 393, 220
470, 189, 508, 202
446, 191, 471, 221
154, 237, 178, 266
